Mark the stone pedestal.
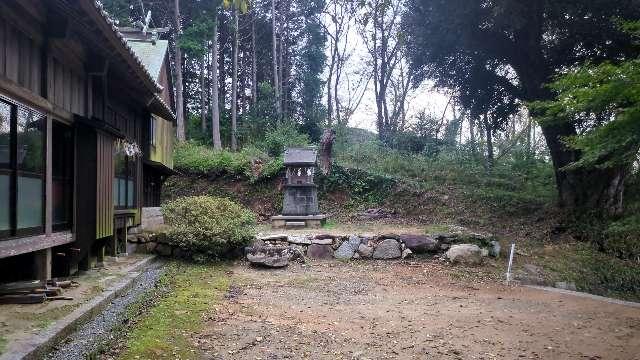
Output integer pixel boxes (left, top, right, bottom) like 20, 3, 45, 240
271, 215, 327, 229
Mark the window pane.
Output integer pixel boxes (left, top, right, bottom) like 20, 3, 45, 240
16, 104, 44, 231
52, 123, 73, 228
119, 178, 126, 207
0, 101, 10, 169
113, 179, 119, 206
0, 174, 9, 231
127, 179, 134, 208
17, 175, 42, 229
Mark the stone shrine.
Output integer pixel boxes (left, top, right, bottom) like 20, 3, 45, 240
271, 148, 327, 228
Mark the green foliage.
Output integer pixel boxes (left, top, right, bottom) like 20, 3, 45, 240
318, 164, 396, 205
541, 243, 640, 301
173, 141, 284, 181
335, 140, 556, 213
603, 214, 640, 259
533, 59, 640, 171
258, 123, 310, 157
162, 196, 256, 260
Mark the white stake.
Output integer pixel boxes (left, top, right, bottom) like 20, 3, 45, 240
506, 243, 516, 283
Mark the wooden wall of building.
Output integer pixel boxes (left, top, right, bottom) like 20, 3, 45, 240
96, 132, 114, 239
0, 11, 43, 95
148, 115, 174, 169
48, 49, 86, 116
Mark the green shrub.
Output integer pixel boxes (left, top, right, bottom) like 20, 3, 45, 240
603, 214, 640, 259
162, 196, 256, 260
173, 141, 284, 180
259, 122, 310, 157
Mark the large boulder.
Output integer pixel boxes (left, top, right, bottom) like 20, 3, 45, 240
247, 254, 289, 268
307, 244, 334, 259
334, 236, 361, 260
489, 240, 501, 258
446, 244, 482, 265
399, 234, 438, 253
258, 234, 289, 242
288, 236, 312, 245
357, 244, 374, 259
246, 246, 290, 268
373, 239, 401, 259
311, 238, 333, 245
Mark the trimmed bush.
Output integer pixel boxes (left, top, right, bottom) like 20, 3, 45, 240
162, 196, 256, 260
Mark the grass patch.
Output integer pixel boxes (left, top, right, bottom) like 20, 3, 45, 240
322, 219, 338, 230
119, 261, 230, 359
425, 224, 458, 234
0, 336, 6, 355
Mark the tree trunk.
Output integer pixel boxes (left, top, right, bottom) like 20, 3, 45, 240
539, 121, 628, 215
483, 113, 494, 170
200, 56, 207, 133
319, 128, 336, 175
174, 0, 185, 141
218, 12, 227, 113
251, 11, 257, 107
231, 8, 239, 151
271, 0, 281, 118
469, 116, 478, 158
327, 57, 335, 126
211, 14, 222, 150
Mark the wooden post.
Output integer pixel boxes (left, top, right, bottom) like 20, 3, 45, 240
109, 226, 118, 257
45, 114, 52, 235
33, 248, 52, 281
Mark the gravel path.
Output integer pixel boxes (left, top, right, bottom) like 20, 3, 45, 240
44, 261, 166, 360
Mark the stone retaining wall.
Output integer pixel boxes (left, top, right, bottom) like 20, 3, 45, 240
246, 231, 501, 268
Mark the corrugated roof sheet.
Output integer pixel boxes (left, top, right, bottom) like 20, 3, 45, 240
284, 148, 317, 165
125, 40, 169, 82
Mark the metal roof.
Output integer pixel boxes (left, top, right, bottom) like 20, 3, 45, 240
125, 40, 169, 82
283, 148, 317, 165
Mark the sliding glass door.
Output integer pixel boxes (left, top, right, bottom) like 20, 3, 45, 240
0, 101, 11, 238
52, 122, 73, 231
0, 95, 45, 239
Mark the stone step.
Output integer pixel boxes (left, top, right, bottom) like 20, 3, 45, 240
285, 221, 306, 228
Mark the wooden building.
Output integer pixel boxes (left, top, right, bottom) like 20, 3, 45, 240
0, 0, 176, 283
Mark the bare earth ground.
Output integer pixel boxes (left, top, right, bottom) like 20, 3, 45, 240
192, 260, 640, 360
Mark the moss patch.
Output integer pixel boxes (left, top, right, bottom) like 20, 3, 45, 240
119, 262, 230, 359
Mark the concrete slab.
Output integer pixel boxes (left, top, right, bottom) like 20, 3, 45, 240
0, 255, 158, 360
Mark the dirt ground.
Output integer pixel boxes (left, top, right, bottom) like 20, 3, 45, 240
192, 260, 640, 360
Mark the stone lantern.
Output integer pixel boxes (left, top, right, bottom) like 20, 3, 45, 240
271, 148, 327, 228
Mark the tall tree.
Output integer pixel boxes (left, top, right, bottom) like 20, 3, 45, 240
271, 0, 281, 118
403, 0, 640, 214
224, 0, 249, 150
211, 5, 222, 149
231, 6, 239, 150
356, 0, 408, 141
174, 0, 186, 141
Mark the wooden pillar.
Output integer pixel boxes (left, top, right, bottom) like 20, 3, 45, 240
45, 115, 52, 235
109, 224, 118, 257
95, 242, 105, 267
33, 248, 52, 281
